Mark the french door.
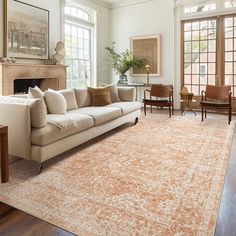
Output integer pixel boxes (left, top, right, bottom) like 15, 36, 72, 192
182, 14, 236, 111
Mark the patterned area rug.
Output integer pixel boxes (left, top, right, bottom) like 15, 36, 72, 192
0, 115, 234, 235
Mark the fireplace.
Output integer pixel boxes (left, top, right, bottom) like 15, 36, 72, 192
0, 64, 67, 96
14, 78, 43, 94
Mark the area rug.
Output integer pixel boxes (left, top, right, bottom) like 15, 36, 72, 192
0, 116, 234, 235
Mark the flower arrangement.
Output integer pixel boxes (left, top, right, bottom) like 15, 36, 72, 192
105, 42, 143, 82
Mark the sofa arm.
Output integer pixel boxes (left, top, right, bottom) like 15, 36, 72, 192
118, 87, 136, 101
0, 102, 31, 160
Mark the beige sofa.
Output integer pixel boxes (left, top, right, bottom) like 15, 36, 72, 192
0, 87, 141, 166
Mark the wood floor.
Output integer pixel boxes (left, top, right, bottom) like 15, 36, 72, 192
0, 110, 235, 236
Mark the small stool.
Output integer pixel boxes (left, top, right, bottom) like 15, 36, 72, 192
180, 93, 196, 116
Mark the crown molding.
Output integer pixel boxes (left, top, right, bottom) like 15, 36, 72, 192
109, 0, 156, 9
88, 0, 111, 8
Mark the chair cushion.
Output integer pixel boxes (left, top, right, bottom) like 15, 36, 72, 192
107, 102, 141, 115
67, 107, 122, 125
74, 88, 91, 108
31, 113, 94, 146
200, 101, 230, 108
88, 87, 112, 106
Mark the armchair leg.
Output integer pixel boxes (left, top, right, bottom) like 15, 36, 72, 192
172, 105, 174, 115
229, 107, 232, 125
205, 110, 207, 118
169, 106, 171, 118
151, 106, 153, 113
201, 108, 204, 122
144, 103, 147, 116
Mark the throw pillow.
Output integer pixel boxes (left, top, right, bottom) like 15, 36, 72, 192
59, 90, 78, 111
99, 82, 121, 103
88, 87, 112, 106
44, 90, 67, 114
30, 98, 47, 128
28, 86, 44, 99
74, 88, 91, 107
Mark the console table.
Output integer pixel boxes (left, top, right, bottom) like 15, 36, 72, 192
0, 125, 9, 183
118, 82, 152, 101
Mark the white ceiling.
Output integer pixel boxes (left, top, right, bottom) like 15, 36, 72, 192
101, 0, 126, 3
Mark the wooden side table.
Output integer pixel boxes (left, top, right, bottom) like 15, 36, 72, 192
0, 125, 9, 183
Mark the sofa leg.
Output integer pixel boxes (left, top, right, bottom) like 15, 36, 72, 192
134, 117, 139, 125
38, 162, 44, 174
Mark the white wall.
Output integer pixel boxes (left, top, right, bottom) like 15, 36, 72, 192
110, 0, 175, 87
0, 0, 61, 64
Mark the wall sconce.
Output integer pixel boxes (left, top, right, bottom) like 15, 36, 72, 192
145, 64, 150, 84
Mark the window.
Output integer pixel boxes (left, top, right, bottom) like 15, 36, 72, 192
64, 3, 95, 89
182, 18, 217, 95
225, 0, 236, 8
184, 3, 216, 14
182, 14, 236, 106
224, 16, 236, 96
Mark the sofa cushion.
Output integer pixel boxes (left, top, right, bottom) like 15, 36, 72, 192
31, 113, 94, 146
74, 88, 91, 108
99, 83, 121, 102
59, 90, 78, 111
44, 90, 67, 115
118, 87, 135, 101
88, 87, 112, 106
30, 99, 47, 128
28, 86, 44, 99
107, 102, 141, 115
67, 107, 122, 125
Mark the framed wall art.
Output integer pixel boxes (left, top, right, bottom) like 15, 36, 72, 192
131, 35, 161, 76
3, 0, 49, 60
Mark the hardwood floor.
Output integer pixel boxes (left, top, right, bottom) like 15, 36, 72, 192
0, 202, 75, 236
0, 110, 235, 235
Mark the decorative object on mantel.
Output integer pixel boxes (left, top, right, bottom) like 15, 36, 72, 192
145, 64, 150, 84
0, 57, 16, 64
3, 0, 49, 60
105, 42, 143, 84
44, 59, 57, 65
53, 41, 65, 65
131, 35, 161, 76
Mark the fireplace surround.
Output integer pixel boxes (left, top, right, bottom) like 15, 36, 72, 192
0, 64, 67, 95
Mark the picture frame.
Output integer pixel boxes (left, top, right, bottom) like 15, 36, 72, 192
3, 0, 49, 60
130, 35, 161, 76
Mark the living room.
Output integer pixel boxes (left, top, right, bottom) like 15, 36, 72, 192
0, 0, 235, 235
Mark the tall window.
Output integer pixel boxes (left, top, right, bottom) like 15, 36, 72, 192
182, 18, 217, 95
182, 15, 236, 99
64, 4, 95, 89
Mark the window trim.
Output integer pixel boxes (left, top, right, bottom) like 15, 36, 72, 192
64, 2, 96, 88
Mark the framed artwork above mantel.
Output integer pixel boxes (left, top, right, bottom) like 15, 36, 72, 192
3, 0, 49, 60
131, 35, 161, 76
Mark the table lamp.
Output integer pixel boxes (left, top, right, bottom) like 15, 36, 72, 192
145, 64, 150, 84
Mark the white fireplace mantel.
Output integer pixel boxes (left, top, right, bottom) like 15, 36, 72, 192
0, 63, 67, 95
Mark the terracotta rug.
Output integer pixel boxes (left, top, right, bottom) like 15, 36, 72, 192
0, 115, 234, 235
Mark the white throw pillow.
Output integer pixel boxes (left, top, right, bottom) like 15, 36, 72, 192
44, 90, 67, 114
59, 90, 78, 111
99, 83, 121, 103
30, 99, 47, 128
28, 86, 44, 99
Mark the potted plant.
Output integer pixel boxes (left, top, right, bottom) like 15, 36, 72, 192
105, 42, 143, 83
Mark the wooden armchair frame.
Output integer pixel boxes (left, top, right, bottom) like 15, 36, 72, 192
200, 85, 232, 125
143, 85, 174, 117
